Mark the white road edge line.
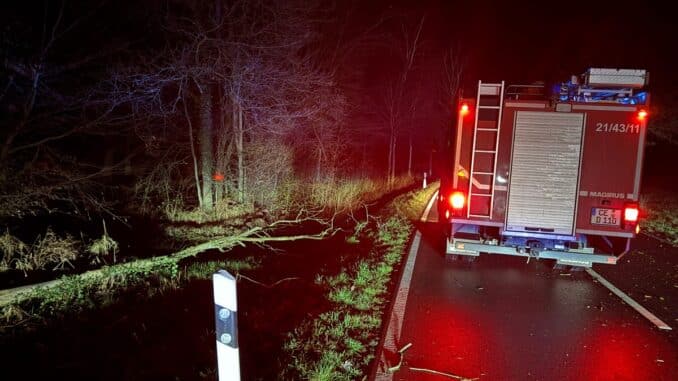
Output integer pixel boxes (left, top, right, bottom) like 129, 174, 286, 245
420, 190, 439, 222
374, 190, 437, 381
586, 268, 672, 331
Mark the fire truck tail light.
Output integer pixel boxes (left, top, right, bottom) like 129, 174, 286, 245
460, 103, 469, 116
624, 206, 639, 222
637, 109, 648, 121
450, 191, 465, 209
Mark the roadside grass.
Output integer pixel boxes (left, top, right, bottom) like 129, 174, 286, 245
309, 175, 415, 211
162, 175, 416, 226
165, 224, 240, 243
640, 190, 678, 245
283, 183, 438, 380
163, 176, 414, 249
161, 175, 417, 253
163, 198, 254, 224
186, 258, 260, 280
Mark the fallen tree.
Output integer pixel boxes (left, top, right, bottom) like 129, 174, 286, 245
0, 215, 336, 327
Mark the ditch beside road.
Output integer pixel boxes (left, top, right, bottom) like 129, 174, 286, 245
0, 182, 437, 380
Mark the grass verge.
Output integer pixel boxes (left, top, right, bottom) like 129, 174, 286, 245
640, 190, 678, 245
282, 182, 438, 380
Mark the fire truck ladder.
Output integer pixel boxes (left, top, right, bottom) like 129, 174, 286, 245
468, 80, 505, 218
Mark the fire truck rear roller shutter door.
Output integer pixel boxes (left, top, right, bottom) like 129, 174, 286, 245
506, 111, 584, 235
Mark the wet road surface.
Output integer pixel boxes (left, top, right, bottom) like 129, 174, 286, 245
373, 204, 677, 381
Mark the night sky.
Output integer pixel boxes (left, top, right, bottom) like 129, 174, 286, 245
4, 0, 675, 110
1, 0, 676, 177
380, 0, 676, 93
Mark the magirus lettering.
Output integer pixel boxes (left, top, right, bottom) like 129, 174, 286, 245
589, 191, 626, 198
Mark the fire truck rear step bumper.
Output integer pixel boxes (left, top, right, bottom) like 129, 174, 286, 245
447, 238, 617, 267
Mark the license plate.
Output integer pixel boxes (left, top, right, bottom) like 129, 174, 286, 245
590, 208, 621, 226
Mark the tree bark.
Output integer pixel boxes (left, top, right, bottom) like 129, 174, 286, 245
214, 90, 230, 204
233, 97, 245, 203
388, 131, 397, 186
408, 133, 412, 177
199, 89, 214, 210
183, 94, 203, 207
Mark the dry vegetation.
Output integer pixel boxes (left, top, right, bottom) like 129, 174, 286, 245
0, 228, 81, 273
640, 190, 678, 245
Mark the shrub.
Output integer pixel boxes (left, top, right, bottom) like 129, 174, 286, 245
88, 234, 119, 263
0, 230, 28, 271
14, 228, 81, 272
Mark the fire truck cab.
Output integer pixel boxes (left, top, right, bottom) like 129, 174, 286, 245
438, 68, 650, 268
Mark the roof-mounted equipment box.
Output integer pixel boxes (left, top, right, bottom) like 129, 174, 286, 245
585, 68, 648, 88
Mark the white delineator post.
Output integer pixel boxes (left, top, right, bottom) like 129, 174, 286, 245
422, 172, 427, 188
213, 270, 240, 380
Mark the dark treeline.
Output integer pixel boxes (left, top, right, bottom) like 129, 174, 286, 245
0, 0, 457, 219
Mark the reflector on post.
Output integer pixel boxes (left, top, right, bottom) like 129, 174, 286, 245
213, 270, 240, 380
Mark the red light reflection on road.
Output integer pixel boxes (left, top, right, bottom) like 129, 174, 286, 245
400, 298, 495, 380
572, 320, 677, 380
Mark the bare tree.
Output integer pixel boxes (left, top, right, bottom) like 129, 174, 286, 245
116, 0, 348, 212
439, 44, 466, 151
375, 16, 425, 185
0, 1, 141, 217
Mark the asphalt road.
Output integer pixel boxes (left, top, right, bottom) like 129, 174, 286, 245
373, 202, 677, 381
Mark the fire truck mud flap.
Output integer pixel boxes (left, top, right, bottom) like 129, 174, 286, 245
446, 238, 617, 267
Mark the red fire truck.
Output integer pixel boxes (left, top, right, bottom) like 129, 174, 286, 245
438, 68, 649, 267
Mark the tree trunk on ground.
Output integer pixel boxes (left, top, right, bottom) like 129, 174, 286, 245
0, 220, 337, 309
